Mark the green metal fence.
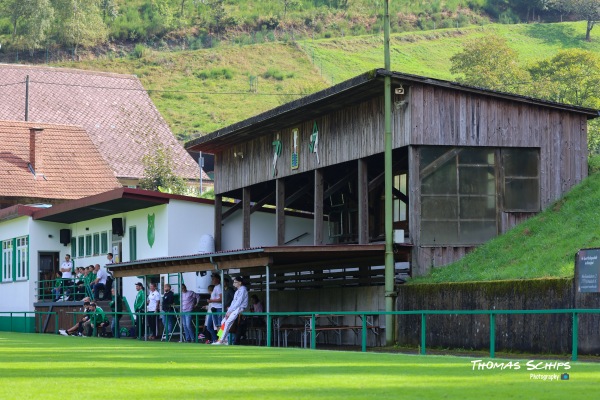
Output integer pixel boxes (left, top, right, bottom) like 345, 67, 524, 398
0, 311, 58, 334
5, 309, 599, 361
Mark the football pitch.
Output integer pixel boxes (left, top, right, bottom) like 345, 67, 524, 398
0, 332, 598, 400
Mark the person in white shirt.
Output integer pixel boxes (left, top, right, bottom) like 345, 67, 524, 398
91, 264, 108, 300
146, 283, 161, 339
205, 273, 223, 343
60, 254, 74, 298
106, 253, 114, 264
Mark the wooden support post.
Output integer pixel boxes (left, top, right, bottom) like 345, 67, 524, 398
214, 194, 222, 251
243, 187, 251, 248
276, 179, 285, 246
358, 159, 369, 244
314, 169, 324, 245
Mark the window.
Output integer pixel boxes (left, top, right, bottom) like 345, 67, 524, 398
15, 236, 28, 280
420, 146, 540, 246
71, 237, 77, 258
2, 240, 12, 282
78, 236, 84, 258
503, 148, 540, 212
129, 226, 137, 262
85, 235, 92, 257
93, 233, 100, 256
101, 231, 108, 254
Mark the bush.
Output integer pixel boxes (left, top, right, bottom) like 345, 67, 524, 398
132, 44, 148, 59
194, 68, 234, 80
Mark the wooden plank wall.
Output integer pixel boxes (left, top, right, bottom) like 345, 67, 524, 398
215, 95, 410, 194
408, 84, 589, 275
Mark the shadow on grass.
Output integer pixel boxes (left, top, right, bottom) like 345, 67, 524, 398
524, 23, 583, 47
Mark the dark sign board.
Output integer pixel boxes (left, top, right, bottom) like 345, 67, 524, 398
576, 248, 600, 293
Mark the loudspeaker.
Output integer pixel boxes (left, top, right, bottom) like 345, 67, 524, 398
112, 218, 124, 236
59, 229, 71, 245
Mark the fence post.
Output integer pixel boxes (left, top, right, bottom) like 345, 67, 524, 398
310, 314, 316, 349
420, 313, 426, 355
361, 313, 367, 352
267, 314, 272, 348
489, 313, 496, 359
572, 312, 578, 362
10, 312, 13, 332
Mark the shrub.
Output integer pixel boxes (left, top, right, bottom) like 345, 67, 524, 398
194, 68, 234, 80
132, 44, 148, 59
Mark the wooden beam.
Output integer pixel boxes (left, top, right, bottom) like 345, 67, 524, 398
392, 187, 409, 205
358, 159, 369, 244
314, 169, 324, 245
276, 179, 285, 246
243, 187, 251, 248
285, 182, 311, 207
214, 256, 272, 270
250, 191, 275, 214
419, 148, 463, 180
112, 262, 214, 278
221, 200, 242, 221
368, 156, 406, 192
323, 169, 357, 199
214, 194, 222, 251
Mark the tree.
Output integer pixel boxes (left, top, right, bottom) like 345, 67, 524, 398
529, 49, 600, 154
549, 0, 600, 41
52, 0, 107, 54
0, 0, 54, 52
449, 35, 529, 91
528, 49, 600, 107
140, 143, 188, 194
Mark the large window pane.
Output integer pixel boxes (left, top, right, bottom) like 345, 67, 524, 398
460, 197, 496, 219
503, 148, 538, 177
505, 178, 540, 211
459, 166, 495, 195
459, 149, 494, 165
422, 162, 457, 195
422, 197, 458, 219
421, 221, 458, 244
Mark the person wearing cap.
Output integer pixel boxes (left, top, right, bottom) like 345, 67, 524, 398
134, 282, 145, 338
205, 273, 223, 343
212, 276, 248, 345
59, 301, 92, 336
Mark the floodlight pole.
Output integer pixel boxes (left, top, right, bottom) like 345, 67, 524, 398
383, 0, 395, 347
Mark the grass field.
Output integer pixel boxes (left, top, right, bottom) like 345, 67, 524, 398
0, 332, 598, 399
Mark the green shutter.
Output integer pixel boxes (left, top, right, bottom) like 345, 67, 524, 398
101, 232, 108, 254
12, 238, 16, 282
71, 237, 77, 258
26, 236, 29, 280
93, 233, 100, 255
85, 235, 92, 256
78, 236, 84, 257
129, 227, 137, 262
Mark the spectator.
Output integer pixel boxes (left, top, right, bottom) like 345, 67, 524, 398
52, 271, 63, 301
205, 273, 223, 343
146, 283, 160, 340
91, 264, 108, 300
250, 295, 264, 313
180, 283, 200, 343
134, 282, 145, 339
84, 302, 109, 336
223, 276, 235, 310
161, 284, 176, 339
212, 276, 248, 346
109, 288, 124, 338
106, 253, 114, 264
59, 301, 92, 336
198, 284, 214, 342
59, 254, 73, 298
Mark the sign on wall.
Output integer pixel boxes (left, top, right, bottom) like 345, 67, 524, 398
576, 248, 600, 292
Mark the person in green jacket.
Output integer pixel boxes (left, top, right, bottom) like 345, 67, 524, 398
134, 282, 146, 339
109, 288, 124, 338
52, 271, 63, 301
83, 303, 109, 336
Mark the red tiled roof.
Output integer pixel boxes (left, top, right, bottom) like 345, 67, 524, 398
0, 120, 121, 201
0, 64, 206, 181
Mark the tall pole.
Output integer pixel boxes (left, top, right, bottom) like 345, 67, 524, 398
25, 75, 29, 121
383, 0, 395, 347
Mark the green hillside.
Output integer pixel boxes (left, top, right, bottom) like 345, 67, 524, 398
410, 167, 600, 284
54, 21, 600, 141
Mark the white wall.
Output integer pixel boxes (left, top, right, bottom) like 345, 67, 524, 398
221, 209, 330, 250
167, 200, 214, 255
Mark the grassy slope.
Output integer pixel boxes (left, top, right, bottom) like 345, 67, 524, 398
410, 171, 600, 284
53, 21, 600, 140
1, 332, 598, 399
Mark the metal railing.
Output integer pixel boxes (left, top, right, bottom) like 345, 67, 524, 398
0, 311, 58, 334
4, 308, 598, 361
35, 278, 93, 302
